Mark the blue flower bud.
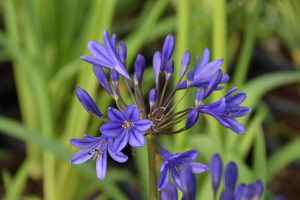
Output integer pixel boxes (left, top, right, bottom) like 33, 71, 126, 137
180, 51, 190, 78
153, 51, 161, 85
76, 87, 103, 117
253, 180, 264, 199
220, 190, 234, 200
149, 88, 157, 109
195, 87, 205, 108
134, 54, 145, 84
165, 60, 174, 82
134, 74, 138, 86
93, 65, 112, 95
118, 41, 127, 68
185, 109, 199, 129
225, 162, 238, 192
112, 89, 119, 100
205, 69, 223, 99
187, 70, 194, 87
242, 185, 255, 200
210, 154, 223, 193
234, 184, 246, 200
160, 183, 178, 200
110, 69, 119, 89
161, 34, 175, 71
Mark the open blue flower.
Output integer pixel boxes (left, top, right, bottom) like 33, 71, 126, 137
157, 146, 208, 191
177, 48, 229, 90
100, 105, 152, 152
198, 87, 251, 134
80, 30, 130, 79
70, 134, 128, 180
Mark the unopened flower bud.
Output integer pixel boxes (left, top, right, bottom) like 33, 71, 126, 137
242, 185, 255, 200
165, 60, 174, 82
110, 69, 119, 89
180, 51, 190, 78
118, 41, 127, 68
148, 88, 157, 109
234, 184, 246, 200
93, 65, 112, 95
134, 54, 145, 84
195, 87, 205, 108
186, 70, 194, 87
161, 34, 175, 71
153, 51, 161, 85
225, 162, 238, 192
210, 154, 223, 194
76, 87, 103, 117
253, 180, 264, 199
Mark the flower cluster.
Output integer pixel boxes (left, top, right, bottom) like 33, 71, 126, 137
69, 30, 251, 194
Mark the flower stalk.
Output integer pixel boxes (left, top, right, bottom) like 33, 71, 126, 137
147, 134, 157, 200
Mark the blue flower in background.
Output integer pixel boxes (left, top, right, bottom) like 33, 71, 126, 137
80, 30, 130, 79
177, 48, 230, 90
100, 105, 152, 152
160, 183, 178, 200
157, 146, 208, 191
70, 134, 128, 180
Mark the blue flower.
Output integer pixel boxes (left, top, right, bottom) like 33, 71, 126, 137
224, 162, 238, 192
198, 87, 251, 134
177, 48, 229, 90
157, 146, 208, 191
160, 183, 178, 200
210, 154, 223, 194
80, 30, 130, 79
70, 134, 128, 180
100, 105, 152, 152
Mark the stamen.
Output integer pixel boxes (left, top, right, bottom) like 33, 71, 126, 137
174, 166, 180, 173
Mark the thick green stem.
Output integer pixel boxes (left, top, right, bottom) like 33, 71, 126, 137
147, 135, 157, 200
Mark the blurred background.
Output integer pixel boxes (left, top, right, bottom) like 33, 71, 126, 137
0, 0, 300, 199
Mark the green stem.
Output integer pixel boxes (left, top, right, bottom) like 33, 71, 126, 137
147, 135, 157, 200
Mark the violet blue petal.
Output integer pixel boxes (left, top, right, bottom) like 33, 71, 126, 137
134, 54, 145, 84
180, 51, 190, 78
153, 51, 161, 85
253, 180, 264, 198
110, 69, 119, 89
210, 154, 223, 193
108, 147, 128, 163
200, 109, 230, 128
84, 134, 97, 140
185, 109, 199, 130
161, 34, 175, 71
132, 119, 152, 132
165, 59, 174, 82
242, 185, 255, 200
110, 33, 116, 48
220, 74, 230, 84
188, 162, 209, 174
123, 105, 140, 122
225, 162, 238, 192
160, 160, 169, 172
113, 130, 129, 153
226, 93, 246, 107
93, 65, 113, 95
194, 48, 210, 73
70, 138, 99, 149
170, 168, 182, 191
220, 117, 245, 135
225, 87, 238, 98
129, 127, 145, 147
194, 59, 224, 81
226, 107, 251, 118
96, 148, 107, 180
180, 164, 197, 200
160, 146, 173, 158
176, 150, 199, 163
100, 121, 125, 137
70, 148, 95, 164
160, 183, 178, 200
199, 97, 226, 113
234, 184, 246, 200
157, 166, 170, 191
221, 190, 234, 200
148, 88, 157, 109
118, 41, 127, 67
87, 41, 112, 64
76, 87, 103, 117
195, 88, 205, 108
107, 107, 125, 121
205, 69, 223, 99
80, 56, 113, 70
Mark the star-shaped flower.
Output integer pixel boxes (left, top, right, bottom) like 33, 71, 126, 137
100, 105, 152, 152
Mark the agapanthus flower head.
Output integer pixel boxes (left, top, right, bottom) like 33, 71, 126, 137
70, 134, 128, 180
210, 154, 223, 194
242, 185, 255, 200
253, 180, 264, 199
160, 183, 178, 200
165, 59, 174, 82
80, 30, 130, 79
118, 40, 127, 67
134, 54, 145, 84
93, 65, 112, 95
161, 34, 175, 71
100, 105, 152, 152
149, 88, 157, 109
224, 162, 238, 192
157, 145, 208, 191
180, 51, 191, 78
76, 87, 103, 118
177, 48, 229, 90
110, 69, 119, 89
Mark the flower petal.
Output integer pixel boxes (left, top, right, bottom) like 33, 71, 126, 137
170, 168, 182, 191
199, 97, 226, 113
93, 65, 113, 95
107, 107, 125, 121
70, 138, 99, 149
70, 148, 94, 164
220, 74, 230, 84
205, 69, 223, 99
153, 51, 161, 85
84, 134, 97, 140
194, 59, 223, 81
220, 117, 245, 134
133, 119, 152, 132
113, 130, 129, 152
194, 48, 210, 73
226, 93, 246, 107
129, 127, 145, 147
226, 106, 251, 118
160, 147, 173, 159
87, 40, 112, 64
100, 121, 124, 137
224, 87, 238, 98
185, 109, 199, 129
189, 162, 209, 173
180, 164, 197, 200
160, 183, 178, 200
80, 56, 113, 70
176, 150, 199, 163
157, 166, 170, 191
96, 149, 107, 180
108, 147, 128, 163
200, 110, 230, 128
160, 160, 169, 172
123, 105, 140, 122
